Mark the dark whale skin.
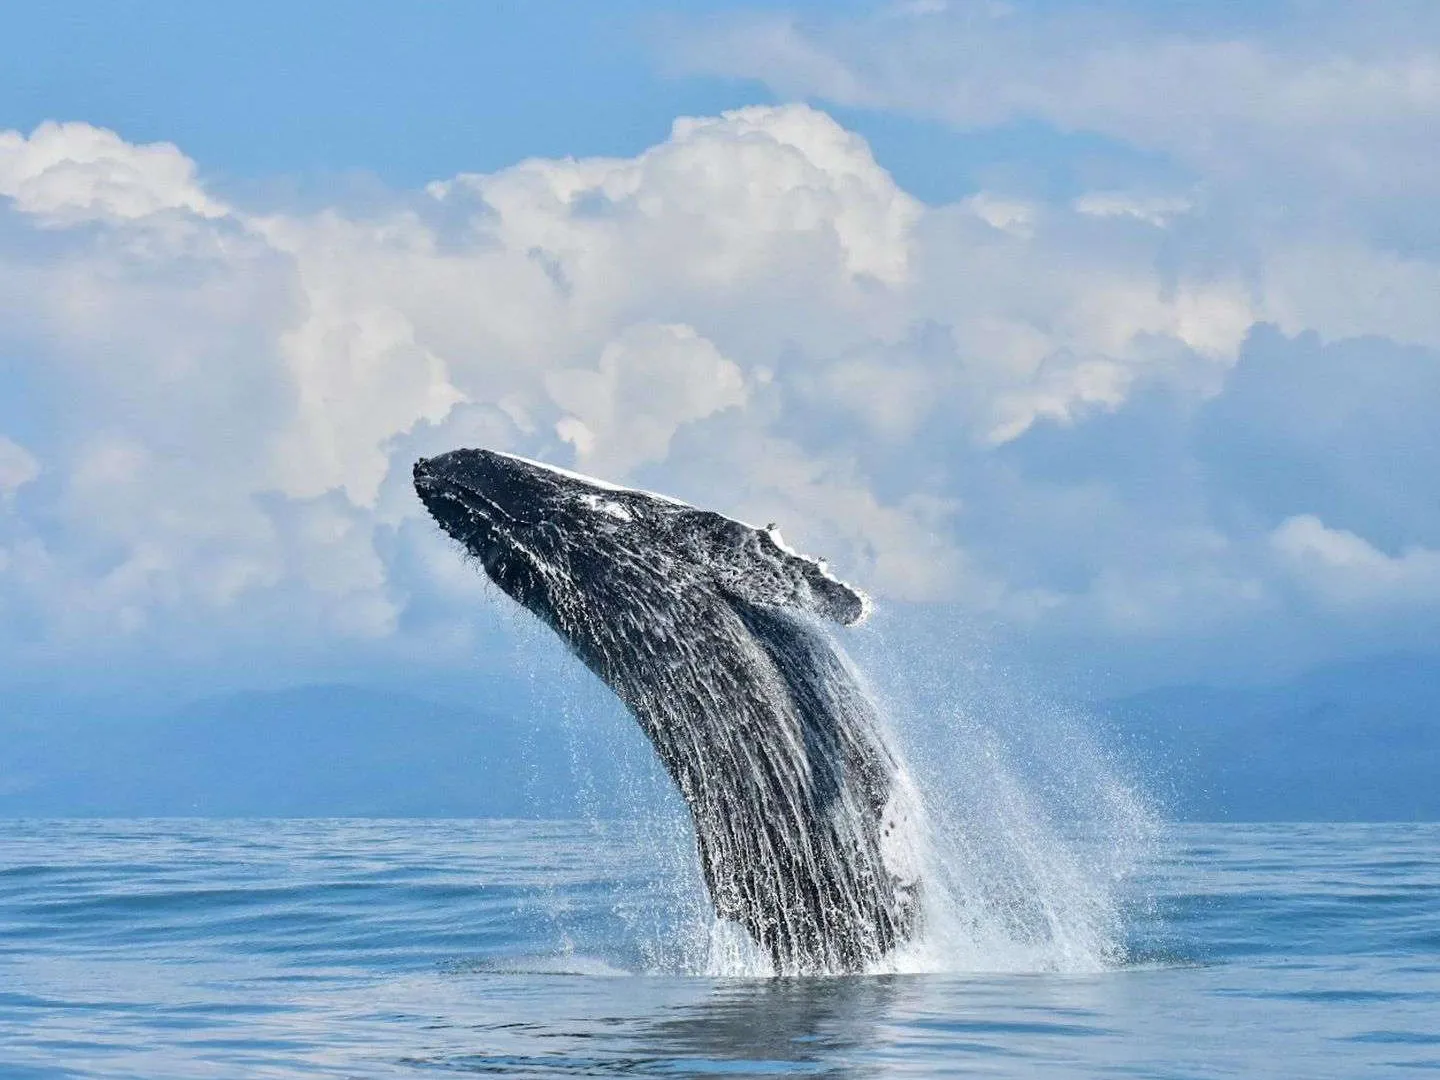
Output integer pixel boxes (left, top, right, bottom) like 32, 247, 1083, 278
414, 448, 918, 974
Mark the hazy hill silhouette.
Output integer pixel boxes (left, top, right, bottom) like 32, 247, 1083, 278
2, 655, 1436, 819
0, 685, 647, 818
1103, 654, 1440, 820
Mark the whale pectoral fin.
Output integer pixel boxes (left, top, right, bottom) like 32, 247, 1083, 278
676, 510, 870, 626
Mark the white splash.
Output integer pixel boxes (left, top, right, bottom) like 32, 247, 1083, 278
463, 453, 1153, 977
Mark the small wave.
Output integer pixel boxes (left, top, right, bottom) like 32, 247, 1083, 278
440, 953, 637, 978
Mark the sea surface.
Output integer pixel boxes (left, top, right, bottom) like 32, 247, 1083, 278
2, 819, 1438, 1078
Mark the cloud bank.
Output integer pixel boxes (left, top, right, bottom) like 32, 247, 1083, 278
3, 8, 1438, 691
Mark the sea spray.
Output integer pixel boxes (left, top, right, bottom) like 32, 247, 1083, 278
849, 610, 1159, 975
533, 605, 1156, 977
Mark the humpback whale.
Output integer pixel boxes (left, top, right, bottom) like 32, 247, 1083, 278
414, 448, 919, 974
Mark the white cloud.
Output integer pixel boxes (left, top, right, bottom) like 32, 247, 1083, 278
431, 102, 920, 299
911, 201, 1255, 442
1272, 514, 1440, 606
962, 193, 1037, 238
1073, 192, 1192, 228
1262, 243, 1440, 349
986, 358, 1133, 445
815, 351, 939, 441
2, 84, 1438, 689
270, 298, 466, 507
662, 2, 1440, 371
548, 323, 746, 476
666, 4, 1440, 200
0, 121, 225, 223
0, 436, 38, 495
0, 108, 950, 656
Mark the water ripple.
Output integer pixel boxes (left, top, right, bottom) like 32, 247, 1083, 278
1, 820, 1438, 1078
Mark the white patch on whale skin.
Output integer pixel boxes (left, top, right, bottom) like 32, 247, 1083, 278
579, 492, 633, 521
877, 770, 925, 907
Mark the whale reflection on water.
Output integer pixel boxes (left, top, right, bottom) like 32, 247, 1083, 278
402, 972, 907, 1078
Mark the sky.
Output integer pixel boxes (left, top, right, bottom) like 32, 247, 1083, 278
3, 0, 1439, 707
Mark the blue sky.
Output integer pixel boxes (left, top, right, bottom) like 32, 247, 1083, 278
1, 3, 749, 185
2, 0, 1439, 705
0, 1, 1138, 205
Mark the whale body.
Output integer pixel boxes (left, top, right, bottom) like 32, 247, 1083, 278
413, 448, 918, 973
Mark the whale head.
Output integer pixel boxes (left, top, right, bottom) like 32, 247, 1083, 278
413, 448, 869, 649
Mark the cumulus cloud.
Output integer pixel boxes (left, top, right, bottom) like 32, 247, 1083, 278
910, 198, 1254, 444
0, 120, 224, 223
1272, 515, 1440, 606
1073, 192, 1193, 228
548, 323, 746, 476
0, 107, 955, 660
270, 300, 466, 506
0, 436, 39, 495
2, 63, 1438, 690
663, 1, 1440, 357
429, 102, 921, 300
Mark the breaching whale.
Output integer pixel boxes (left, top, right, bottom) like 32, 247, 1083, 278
414, 448, 919, 974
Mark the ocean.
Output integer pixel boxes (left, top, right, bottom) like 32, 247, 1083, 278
2, 818, 1437, 1078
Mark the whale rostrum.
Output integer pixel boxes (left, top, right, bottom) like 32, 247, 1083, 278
414, 448, 919, 974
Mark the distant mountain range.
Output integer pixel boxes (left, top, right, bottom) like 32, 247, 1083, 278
1101, 654, 1440, 821
0, 684, 659, 819
2, 655, 1436, 820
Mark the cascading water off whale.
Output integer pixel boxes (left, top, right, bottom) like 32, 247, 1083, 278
414, 448, 920, 974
